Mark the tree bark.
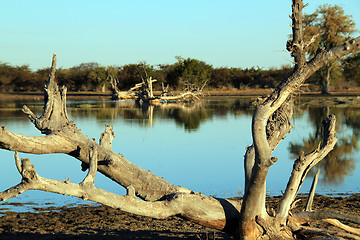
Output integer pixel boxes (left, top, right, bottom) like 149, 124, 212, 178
321, 65, 331, 94
0, 54, 244, 237
111, 75, 206, 103
240, 0, 360, 238
305, 169, 320, 212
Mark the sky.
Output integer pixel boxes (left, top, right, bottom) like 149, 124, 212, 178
1, 0, 360, 71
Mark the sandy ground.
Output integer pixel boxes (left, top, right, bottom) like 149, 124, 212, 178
0, 204, 232, 240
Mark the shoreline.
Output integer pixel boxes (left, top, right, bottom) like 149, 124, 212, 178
0, 193, 359, 239
1, 88, 360, 101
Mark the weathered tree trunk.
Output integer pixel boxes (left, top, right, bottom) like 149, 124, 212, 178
0, 55, 243, 236
321, 65, 332, 94
101, 83, 106, 93
239, 0, 360, 238
1, 0, 360, 239
110, 76, 138, 100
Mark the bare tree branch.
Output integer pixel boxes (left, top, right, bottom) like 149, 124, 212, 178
0, 54, 246, 236
0, 152, 242, 234
0, 55, 188, 201
293, 210, 360, 225
239, 0, 360, 238
295, 225, 360, 240
323, 219, 360, 236
111, 73, 207, 103
276, 115, 338, 222
305, 169, 320, 212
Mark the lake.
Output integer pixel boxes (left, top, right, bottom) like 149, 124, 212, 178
1, 96, 360, 212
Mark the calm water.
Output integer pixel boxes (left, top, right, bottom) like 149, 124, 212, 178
1, 96, 360, 212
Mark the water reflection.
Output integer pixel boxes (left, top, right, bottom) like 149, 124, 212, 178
63, 98, 256, 131
0, 100, 42, 121
289, 105, 359, 185
1, 97, 360, 196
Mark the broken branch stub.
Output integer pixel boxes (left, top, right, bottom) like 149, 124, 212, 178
22, 54, 71, 134
305, 169, 320, 212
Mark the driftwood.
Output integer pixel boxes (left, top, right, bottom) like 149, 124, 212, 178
111, 74, 206, 103
1, 0, 360, 239
159, 80, 207, 103
110, 76, 138, 100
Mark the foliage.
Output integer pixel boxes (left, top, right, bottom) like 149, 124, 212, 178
58, 62, 101, 91
162, 57, 213, 88
88, 65, 107, 91
0, 63, 42, 92
303, 4, 356, 56
0, 53, 358, 92
117, 63, 158, 90
308, 62, 345, 88
210, 67, 232, 88
303, 4, 357, 93
341, 51, 360, 85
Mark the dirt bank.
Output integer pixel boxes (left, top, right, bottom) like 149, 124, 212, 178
0, 204, 231, 240
0, 194, 359, 239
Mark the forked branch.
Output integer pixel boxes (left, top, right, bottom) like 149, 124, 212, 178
0, 54, 244, 236
0, 152, 241, 234
240, 0, 360, 238
276, 115, 338, 222
22, 54, 71, 134
0, 55, 186, 201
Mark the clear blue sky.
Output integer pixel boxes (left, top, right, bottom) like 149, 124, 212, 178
1, 0, 359, 71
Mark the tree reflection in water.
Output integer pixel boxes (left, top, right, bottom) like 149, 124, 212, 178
2, 97, 360, 187
289, 105, 359, 185
63, 98, 255, 131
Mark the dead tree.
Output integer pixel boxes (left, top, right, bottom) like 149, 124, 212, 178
160, 80, 207, 103
111, 75, 206, 103
1, 0, 360, 239
110, 76, 141, 100
134, 76, 160, 104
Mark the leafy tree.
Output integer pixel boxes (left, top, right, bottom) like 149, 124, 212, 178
341, 51, 360, 85
88, 65, 108, 92
0, 63, 13, 90
261, 65, 292, 88
105, 66, 119, 81
164, 57, 213, 89
210, 67, 232, 88
303, 4, 357, 94
117, 63, 156, 90
8, 65, 40, 91
230, 67, 263, 89
0, 63, 41, 91
64, 62, 100, 91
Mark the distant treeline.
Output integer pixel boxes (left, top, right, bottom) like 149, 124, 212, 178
0, 54, 359, 92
